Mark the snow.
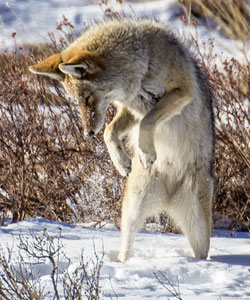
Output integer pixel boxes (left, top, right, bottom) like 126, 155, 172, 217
0, 0, 248, 63
0, 218, 250, 299
1, 1, 250, 299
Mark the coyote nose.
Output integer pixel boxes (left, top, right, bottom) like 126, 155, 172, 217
85, 131, 95, 138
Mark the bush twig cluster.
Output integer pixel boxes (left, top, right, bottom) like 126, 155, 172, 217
191, 34, 249, 231
154, 272, 183, 300
0, 229, 103, 300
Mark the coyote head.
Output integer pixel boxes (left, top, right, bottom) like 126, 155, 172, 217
29, 50, 109, 137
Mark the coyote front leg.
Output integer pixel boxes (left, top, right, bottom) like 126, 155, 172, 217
139, 87, 193, 169
104, 106, 137, 177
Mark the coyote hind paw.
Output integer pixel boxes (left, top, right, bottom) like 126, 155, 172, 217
139, 150, 156, 169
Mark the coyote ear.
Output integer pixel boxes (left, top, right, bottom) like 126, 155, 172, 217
59, 50, 103, 79
28, 53, 64, 81
58, 62, 90, 79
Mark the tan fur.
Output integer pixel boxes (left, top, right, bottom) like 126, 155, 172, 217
29, 18, 214, 262
31, 53, 62, 72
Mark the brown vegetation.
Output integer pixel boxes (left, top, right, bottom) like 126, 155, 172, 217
178, 0, 249, 41
0, 18, 123, 226
195, 38, 249, 231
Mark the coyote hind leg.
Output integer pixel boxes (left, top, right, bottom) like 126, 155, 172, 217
171, 175, 213, 259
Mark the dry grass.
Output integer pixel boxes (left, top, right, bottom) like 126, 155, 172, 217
178, 0, 250, 41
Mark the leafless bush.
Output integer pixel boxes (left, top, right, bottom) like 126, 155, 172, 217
63, 247, 103, 300
154, 272, 183, 300
0, 249, 46, 300
212, 56, 249, 231
0, 19, 123, 225
0, 229, 103, 300
99, 0, 121, 18
191, 34, 249, 231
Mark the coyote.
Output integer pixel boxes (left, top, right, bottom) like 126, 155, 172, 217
29, 18, 214, 262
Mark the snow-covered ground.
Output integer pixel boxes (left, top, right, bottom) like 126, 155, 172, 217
1, 218, 250, 299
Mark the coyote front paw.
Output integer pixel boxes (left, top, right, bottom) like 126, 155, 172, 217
112, 147, 131, 177
139, 149, 156, 169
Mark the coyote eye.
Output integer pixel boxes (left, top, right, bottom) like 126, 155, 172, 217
85, 95, 91, 105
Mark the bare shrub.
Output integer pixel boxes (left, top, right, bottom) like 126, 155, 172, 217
211, 56, 249, 231
191, 34, 249, 231
0, 20, 123, 226
154, 272, 183, 300
0, 251, 46, 300
63, 247, 103, 300
0, 229, 103, 300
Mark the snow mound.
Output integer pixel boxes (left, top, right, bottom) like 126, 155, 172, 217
1, 218, 249, 299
